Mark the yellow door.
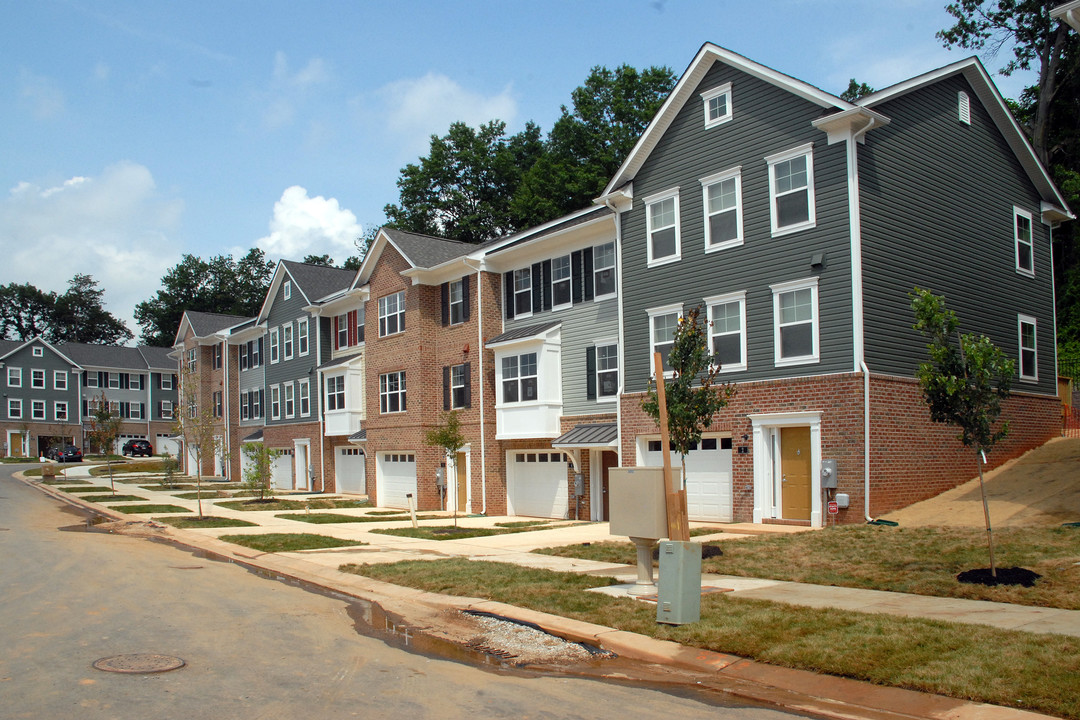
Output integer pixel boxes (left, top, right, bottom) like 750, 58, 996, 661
10, 433, 25, 457
455, 452, 468, 513
780, 426, 811, 520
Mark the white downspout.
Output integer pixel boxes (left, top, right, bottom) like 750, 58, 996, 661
463, 257, 487, 515
221, 335, 230, 480
316, 316, 326, 493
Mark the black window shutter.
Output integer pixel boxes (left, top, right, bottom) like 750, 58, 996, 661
440, 282, 450, 326
442, 366, 451, 411
583, 247, 595, 301
571, 250, 583, 304
257, 337, 263, 365
172, 374, 178, 388
463, 362, 471, 408
157, 401, 162, 417
531, 262, 542, 313
123, 373, 130, 390
259, 389, 265, 417
140, 403, 145, 418
462, 275, 471, 322
504, 271, 515, 319
82, 373, 88, 387
586, 346, 597, 400
542, 259, 552, 311
99, 371, 106, 387
155, 373, 161, 389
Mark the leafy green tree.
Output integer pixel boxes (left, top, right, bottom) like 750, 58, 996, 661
86, 392, 124, 494
135, 248, 275, 346
642, 305, 736, 535
425, 411, 467, 522
840, 78, 875, 102
911, 288, 1015, 577
0, 282, 56, 341
51, 274, 133, 345
241, 442, 282, 501
302, 254, 336, 267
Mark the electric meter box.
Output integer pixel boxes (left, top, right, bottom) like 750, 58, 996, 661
821, 459, 838, 489
608, 467, 673, 540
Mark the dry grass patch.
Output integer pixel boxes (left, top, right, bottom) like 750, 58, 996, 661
216, 498, 370, 512
342, 558, 1080, 719
539, 525, 1080, 609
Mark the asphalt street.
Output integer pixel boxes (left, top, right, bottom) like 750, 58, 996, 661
0, 465, 808, 720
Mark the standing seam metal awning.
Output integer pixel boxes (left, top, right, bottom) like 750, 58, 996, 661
551, 423, 618, 448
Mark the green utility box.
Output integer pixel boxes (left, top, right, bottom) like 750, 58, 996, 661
656, 540, 701, 625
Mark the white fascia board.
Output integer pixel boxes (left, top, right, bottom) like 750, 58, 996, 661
478, 205, 610, 256
305, 287, 370, 317
811, 107, 891, 144
255, 261, 291, 325
353, 230, 393, 288
1052, 0, 1080, 31
603, 43, 851, 195
480, 214, 616, 273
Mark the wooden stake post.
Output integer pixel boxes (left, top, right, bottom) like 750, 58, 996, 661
654, 352, 690, 542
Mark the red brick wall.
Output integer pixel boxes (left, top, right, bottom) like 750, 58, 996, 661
262, 421, 322, 489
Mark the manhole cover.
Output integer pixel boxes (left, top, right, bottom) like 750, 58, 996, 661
93, 654, 185, 674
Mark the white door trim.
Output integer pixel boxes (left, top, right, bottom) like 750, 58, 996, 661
294, 439, 310, 490
749, 411, 822, 527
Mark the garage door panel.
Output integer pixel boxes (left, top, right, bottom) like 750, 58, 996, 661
640, 436, 732, 522
508, 451, 568, 519
377, 452, 416, 509
337, 447, 366, 495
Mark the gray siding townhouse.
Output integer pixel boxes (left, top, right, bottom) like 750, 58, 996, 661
257, 260, 355, 491
599, 44, 1071, 527
0, 338, 81, 457
481, 206, 622, 520
139, 345, 181, 456
229, 318, 266, 464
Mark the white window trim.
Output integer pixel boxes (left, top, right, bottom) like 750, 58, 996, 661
771, 277, 820, 367
284, 382, 295, 419
337, 313, 350, 348
647, 303, 683, 378
283, 280, 292, 300
379, 291, 406, 337
499, 352, 540, 405
380, 371, 406, 414
31, 369, 45, 389
1018, 314, 1038, 383
450, 363, 467, 409
704, 290, 748, 373
700, 166, 744, 252
299, 378, 311, 417
270, 384, 281, 420
449, 279, 465, 325
32, 346, 43, 357
644, 188, 681, 267
593, 338, 619, 403
7, 367, 21, 388
512, 268, 533, 320
32, 399, 46, 420
766, 143, 816, 237
283, 323, 294, 361
298, 318, 309, 356
550, 254, 573, 311
161, 374, 173, 390
701, 82, 733, 128
53, 370, 68, 390
269, 327, 280, 364
8, 399, 22, 419
593, 241, 617, 301
1014, 206, 1035, 277
54, 401, 68, 421
325, 374, 346, 412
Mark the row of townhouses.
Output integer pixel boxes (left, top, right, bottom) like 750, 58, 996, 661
0, 339, 178, 458
13, 44, 1071, 529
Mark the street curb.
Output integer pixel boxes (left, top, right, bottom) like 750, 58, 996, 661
19, 474, 1058, 720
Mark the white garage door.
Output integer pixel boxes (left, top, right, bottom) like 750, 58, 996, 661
156, 434, 180, 457
271, 449, 293, 490
508, 451, 569, 519
640, 436, 733, 522
337, 447, 366, 495
377, 452, 416, 508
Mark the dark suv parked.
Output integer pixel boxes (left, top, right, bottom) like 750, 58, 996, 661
52, 446, 83, 463
122, 439, 153, 457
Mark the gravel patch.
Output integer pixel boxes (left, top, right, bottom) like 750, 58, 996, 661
461, 611, 610, 666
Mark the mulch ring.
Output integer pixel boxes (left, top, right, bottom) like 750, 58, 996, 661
957, 567, 1041, 587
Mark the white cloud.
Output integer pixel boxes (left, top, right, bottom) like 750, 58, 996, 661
374, 72, 518, 158
0, 163, 184, 340
256, 186, 362, 264
261, 52, 331, 130
18, 68, 65, 119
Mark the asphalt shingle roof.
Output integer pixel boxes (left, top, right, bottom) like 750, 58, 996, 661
61, 342, 149, 370
281, 260, 356, 303
481, 206, 612, 255
185, 311, 252, 337
138, 345, 176, 370
381, 228, 475, 269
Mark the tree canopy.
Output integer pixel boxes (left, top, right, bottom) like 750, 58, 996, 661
384, 64, 676, 244
0, 274, 133, 345
134, 248, 275, 346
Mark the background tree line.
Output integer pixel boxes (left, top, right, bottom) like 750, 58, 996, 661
0, 274, 132, 345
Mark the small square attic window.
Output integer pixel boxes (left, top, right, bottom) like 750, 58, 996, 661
958, 91, 970, 125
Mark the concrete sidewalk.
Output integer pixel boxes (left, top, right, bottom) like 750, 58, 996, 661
24, 469, 1072, 720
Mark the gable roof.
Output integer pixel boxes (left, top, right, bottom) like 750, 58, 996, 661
354, 228, 475, 287
858, 56, 1072, 220
258, 261, 356, 323
0, 336, 80, 367
480, 205, 613, 257
137, 345, 176, 371
601, 42, 852, 197
176, 311, 252, 342
61, 342, 148, 370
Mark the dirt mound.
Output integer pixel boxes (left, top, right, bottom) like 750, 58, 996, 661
882, 437, 1080, 528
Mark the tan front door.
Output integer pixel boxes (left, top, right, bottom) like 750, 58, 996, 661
455, 452, 468, 513
780, 426, 812, 520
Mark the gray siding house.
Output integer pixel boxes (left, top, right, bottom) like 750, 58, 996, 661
599, 44, 1071, 527
0, 338, 81, 457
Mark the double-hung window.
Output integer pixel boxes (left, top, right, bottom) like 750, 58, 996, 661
31, 369, 45, 389
767, 144, 815, 235
647, 304, 682, 375
108, 372, 120, 389
269, 327, 280, 363
213, 391, 222, 418
7, 368, 21, 387
162, 374, 174, 390
380, 371, 406, 413
284, 383, 295, 418
283, 280, 292, 300
326, 375, 345, 411
337, 313, 349, 348
54, 370, 68, 390
449, 280, 465, 325
1018, 315, 1037, 382
701, 82, 732, 128
501, 353, 537, 403
706, 291, 747, 372
240, 392, 250, 421
513, 268, 532, 317
212, 343, 222, 370
701, 168, 743, 250
32, 400, 45, 420
551, 255, 572, 309
450, 364, 467, 409
270, 385, 281, 420
298, 319, 309, 356
55, 402, 68, 421
596, 343, 619, 398
593, 242, 616, 298
8, 399, 22, 419
187, 348, 197, 372
161, 401, 173, 420
283, 323, 294, 360
379, 291, 405, 336
298, 379, 310, 416
1015, 207, 1034, 276
645, 190, 680, 265
771, 278, 819, 366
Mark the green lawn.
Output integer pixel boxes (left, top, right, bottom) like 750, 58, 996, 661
275, 512, 442, 524
78, 494, 147, 503
154, 515, 258, 529
538, 525, 1080, 609
58, 486, 114, 494
110, 504, 190, 514
216, 498, 370, 512
341, 558, 1080, 720
220, 533, 366, 552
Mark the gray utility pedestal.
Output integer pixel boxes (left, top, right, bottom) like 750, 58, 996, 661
657, 540, 701, 625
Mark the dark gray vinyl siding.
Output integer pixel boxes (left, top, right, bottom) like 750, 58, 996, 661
264, 282, 320, 424
2, 343, 81, 423
149, 372, 179, 421
621, 60, 854, 392
859, 75, 1057, 395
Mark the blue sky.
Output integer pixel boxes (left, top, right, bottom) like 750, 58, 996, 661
1, 0, 1036, 337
